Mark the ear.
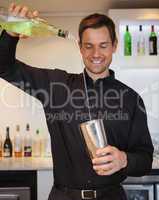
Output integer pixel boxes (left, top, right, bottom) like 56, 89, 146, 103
112, 39, 118, 53
78, 40, 82, 49
78, 40, 84, 55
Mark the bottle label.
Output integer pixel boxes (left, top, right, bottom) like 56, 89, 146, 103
14, 139, 22, 153
137, 39, 145, 56
4, 148, 11, 157
149, 41, 154, 54
14, 146, 22, 153
24, 146, 32, 157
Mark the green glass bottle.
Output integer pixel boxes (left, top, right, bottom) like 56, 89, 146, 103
149, 25, 157, 55
0, 14, 69, 38
124, 25, 132, 56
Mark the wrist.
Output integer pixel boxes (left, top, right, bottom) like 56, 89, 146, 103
6, 31, 20, 37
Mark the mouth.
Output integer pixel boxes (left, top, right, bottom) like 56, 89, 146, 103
90, 59, 104, 65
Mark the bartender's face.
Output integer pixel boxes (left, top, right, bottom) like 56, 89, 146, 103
80, 26, 117, 75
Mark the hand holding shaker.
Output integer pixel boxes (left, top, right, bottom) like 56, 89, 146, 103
80, 119, 108, 158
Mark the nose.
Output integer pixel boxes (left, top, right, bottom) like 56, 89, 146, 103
92, 47, 101, 57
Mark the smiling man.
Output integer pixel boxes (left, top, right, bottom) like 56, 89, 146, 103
0, 3, 154, 200
80, 26, 116, 80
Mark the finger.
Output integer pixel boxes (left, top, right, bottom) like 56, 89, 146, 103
98, 168, 116, 176
96, 146, 114, 156
96, 169, 107, 175
28, 10, 39, 19
93, 162, 114, 171
27, 10, 36, 19
19, 6, 29, 18
12, 5, 23, 16
32, 10, 39, 18
8, 2, 16, 13
92, 155, 113, 165
19, 34, 29, 39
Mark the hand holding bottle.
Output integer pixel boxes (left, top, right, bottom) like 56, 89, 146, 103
5, 2, 39, 38
1, 3, 70, 38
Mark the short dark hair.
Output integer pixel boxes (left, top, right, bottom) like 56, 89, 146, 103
79, 13, 117, 44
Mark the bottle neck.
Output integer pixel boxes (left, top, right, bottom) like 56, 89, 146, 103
6, 132, 10, 139
16, 125, 20, 132
26, 124, 30, 132
126, 25, 129, 32
6, 127, 10, 139
151, 25, 154, 32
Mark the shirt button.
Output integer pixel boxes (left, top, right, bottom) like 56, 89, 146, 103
88, 180, 91, 184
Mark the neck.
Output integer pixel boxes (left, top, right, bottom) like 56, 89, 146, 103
85, 68, 110, 81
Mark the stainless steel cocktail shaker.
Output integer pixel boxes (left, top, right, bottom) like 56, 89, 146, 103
80, 119, 108, 158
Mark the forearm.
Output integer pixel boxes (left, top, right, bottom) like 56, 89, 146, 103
0, 30, 19, 75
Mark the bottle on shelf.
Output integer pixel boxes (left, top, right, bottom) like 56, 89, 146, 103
0, 133, 2, 157
23, 124, 32, 157
149, 25, 158, 55
33, 129, 42, 157
14, 125, 22, 157
137, 25, 145, 56
0, 8, 71, 38
124, 25, 132, 56
42, 134, 52, 157
3, 127, 13, 157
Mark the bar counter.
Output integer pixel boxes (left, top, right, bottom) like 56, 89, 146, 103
0, 156, 158, 170
0, 157, 53, 171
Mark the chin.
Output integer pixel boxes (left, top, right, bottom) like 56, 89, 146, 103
88, 67, 107, 75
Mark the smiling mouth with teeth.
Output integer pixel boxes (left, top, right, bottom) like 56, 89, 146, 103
91, 61, 103, 64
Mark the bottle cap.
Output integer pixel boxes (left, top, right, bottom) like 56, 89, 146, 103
6, 126, 9, 132
26, 123, 30, 131
139, 25, 142, 31
16, 125, 20, 132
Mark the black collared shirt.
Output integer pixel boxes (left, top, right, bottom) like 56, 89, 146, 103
0, 30, 154, 189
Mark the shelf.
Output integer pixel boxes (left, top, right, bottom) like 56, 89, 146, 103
109, 9, 159, 69
113, 54, 159, 69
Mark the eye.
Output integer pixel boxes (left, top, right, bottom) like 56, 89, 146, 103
100, 42, 111, 49
84, 44, 92, 49
83, 43, 93, 49
100, 44, 107, 48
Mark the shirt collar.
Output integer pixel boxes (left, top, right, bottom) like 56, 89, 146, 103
83, 69, 115, 87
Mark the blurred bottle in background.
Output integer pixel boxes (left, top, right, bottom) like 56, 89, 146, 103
14, 125, 22, 157
3, 127, 13, 157
24, 124, 32, 157
124, 25, 132, 56
0, 133, 2, 157
149, 25, 157, 55
137, 25, 145, 56
33, 129, 42, 157
42, 134, 52, 157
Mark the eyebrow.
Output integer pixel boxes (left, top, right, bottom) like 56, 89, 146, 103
100, 42, 112, 45
83, 41, 111, 45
